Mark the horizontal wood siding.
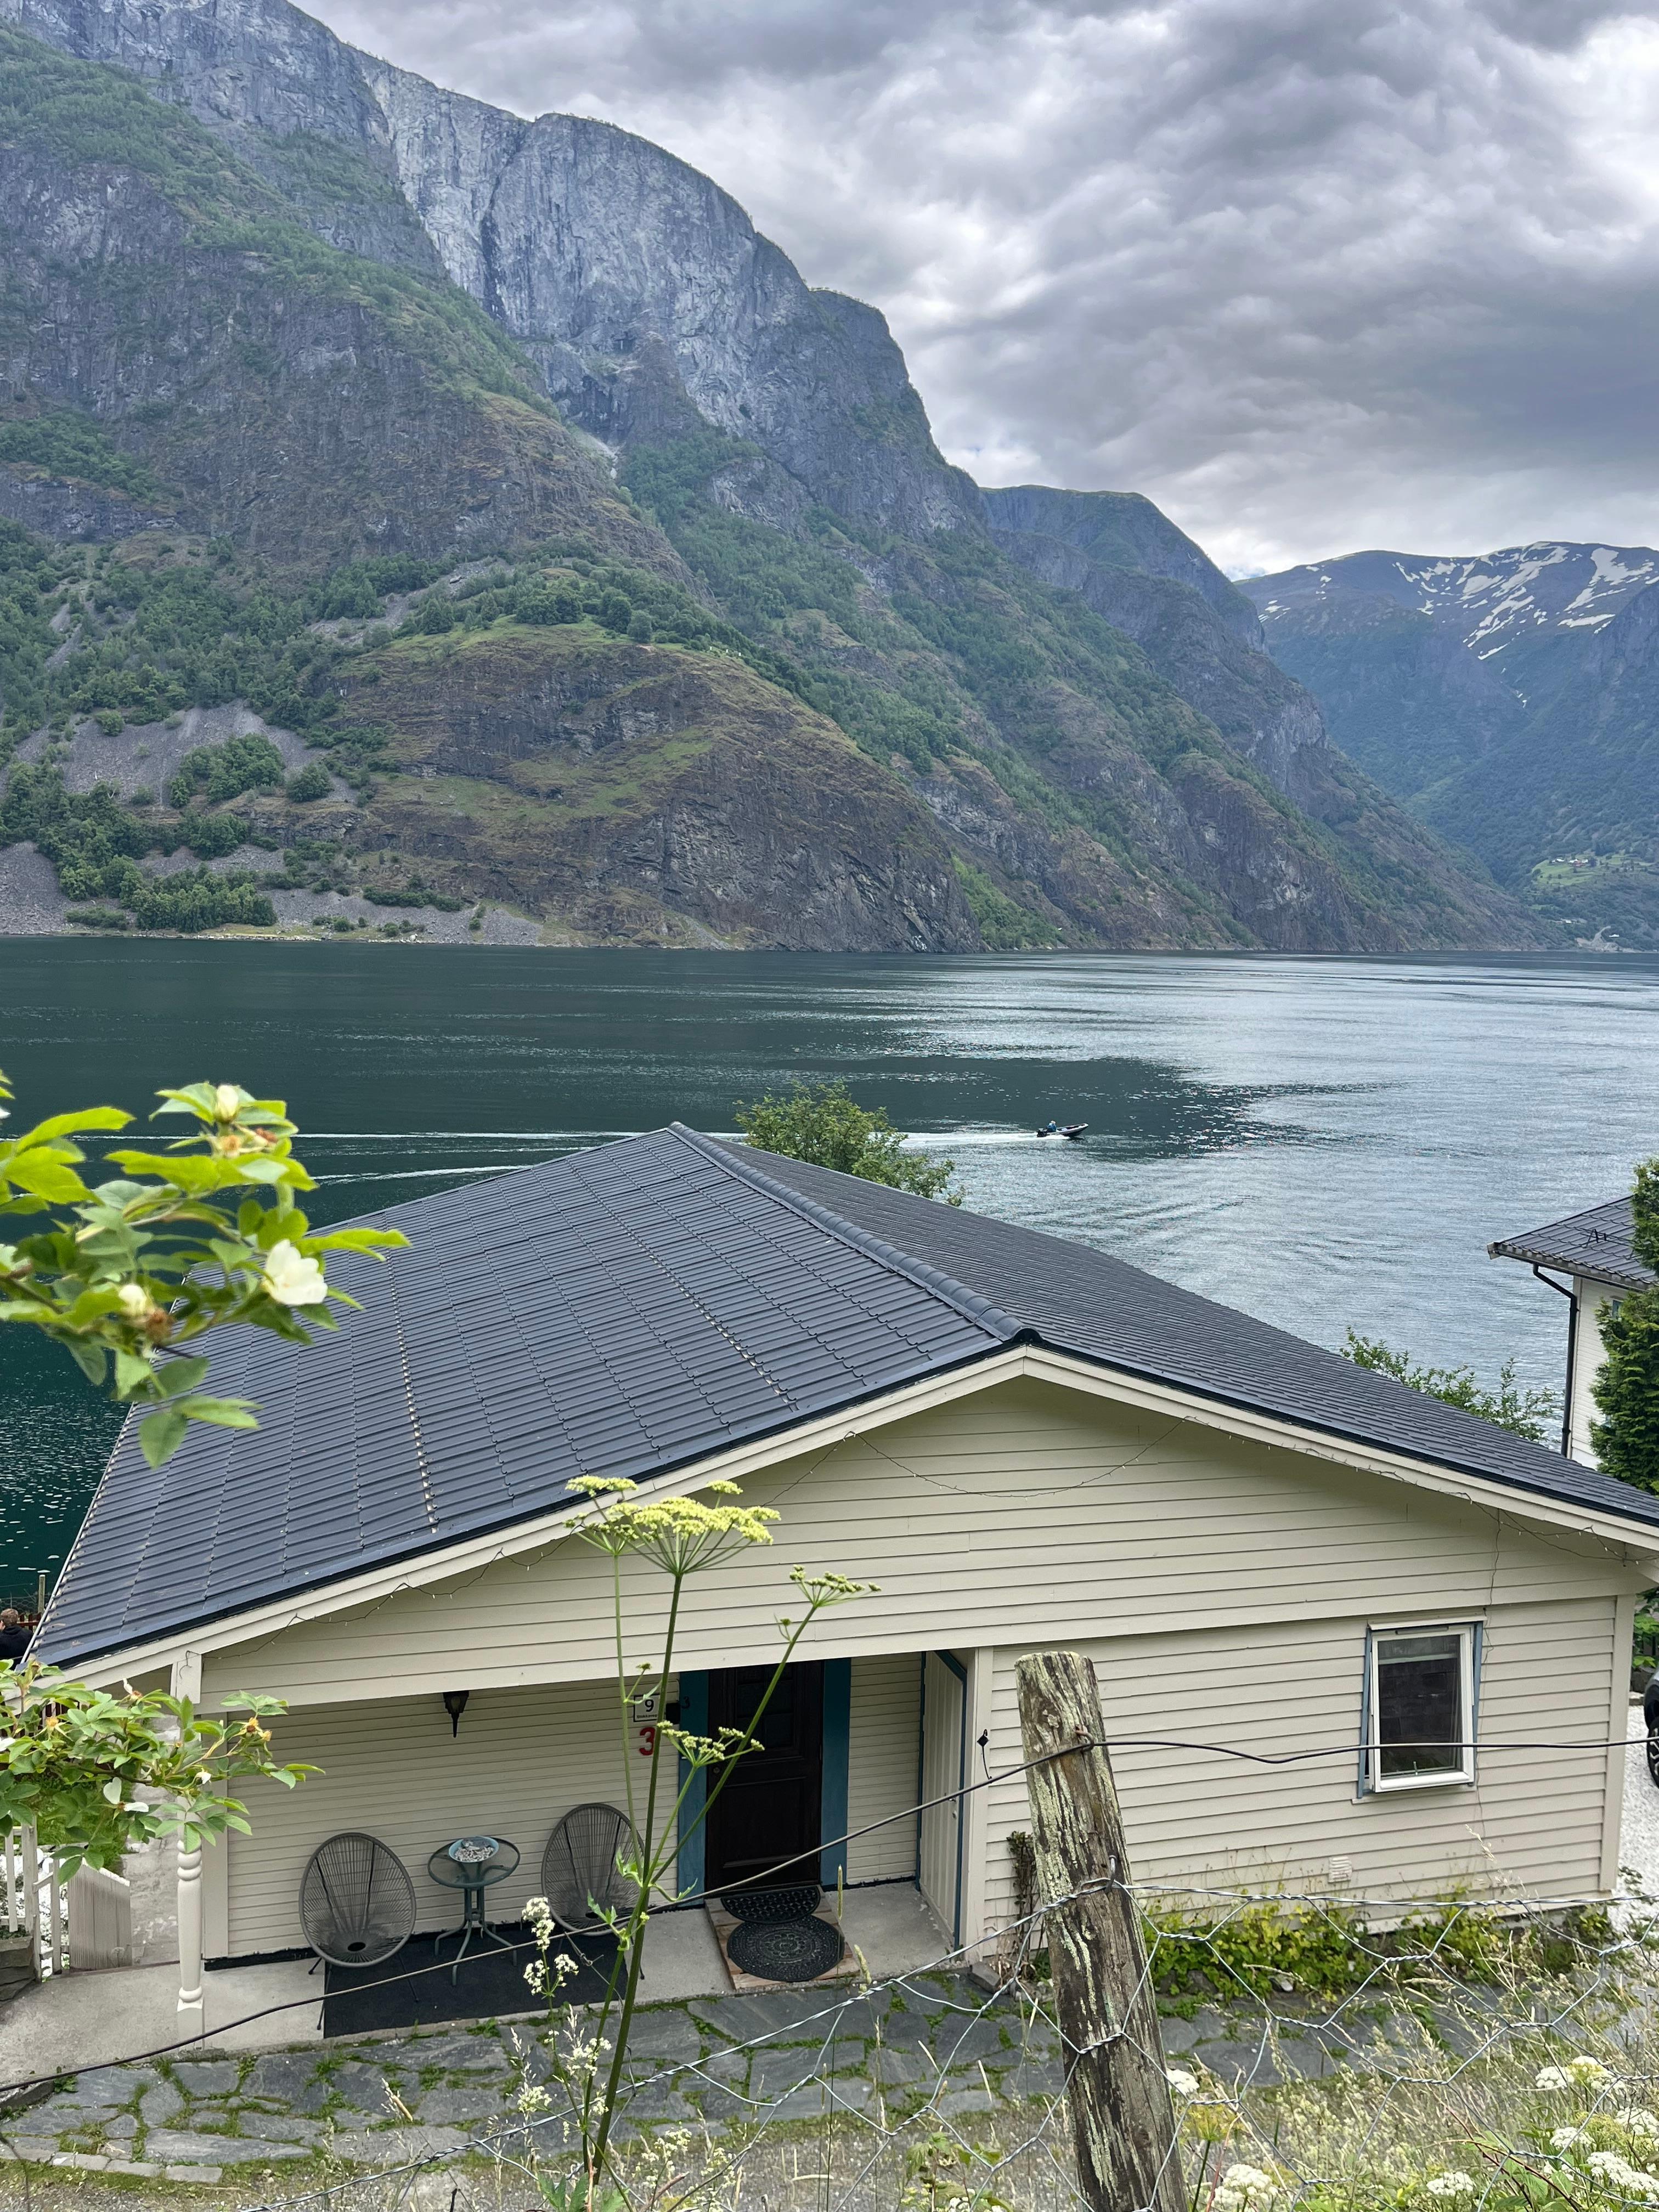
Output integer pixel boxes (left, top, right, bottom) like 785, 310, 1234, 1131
206, 1378, 1645, 1709
846, 1655, 920, 1883
976, 1593, 1620, 1931
202, 1376, 1638, 1928
225, 1682, 636, 1956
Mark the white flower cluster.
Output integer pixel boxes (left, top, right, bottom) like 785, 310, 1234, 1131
1537, 2057, 1613, 2091
1425, 2174, 1476, 2199
1620, 2114, 1659, 2143
1586, 2151, 1659, 2198
1554, 2129, 1592, 2151
1212, 2164, 1279, 2212
1166, 2069, 1201, 2097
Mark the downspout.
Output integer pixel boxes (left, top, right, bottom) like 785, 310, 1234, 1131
1531, 1266, 1578, 1458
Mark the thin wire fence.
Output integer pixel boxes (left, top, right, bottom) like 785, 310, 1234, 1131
5, 1725, 1659, 2210
139, 1868, 1659, 2212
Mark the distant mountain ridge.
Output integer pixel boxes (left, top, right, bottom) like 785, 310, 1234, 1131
1244, 544, 1659, 945
0, 0, 1536, 951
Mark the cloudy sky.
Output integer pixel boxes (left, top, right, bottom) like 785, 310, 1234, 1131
306, 0, 1659, 574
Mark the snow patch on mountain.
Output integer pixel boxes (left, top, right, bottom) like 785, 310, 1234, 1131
1246, 540, 1659, 656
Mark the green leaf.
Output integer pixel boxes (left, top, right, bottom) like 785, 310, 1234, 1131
173, 1396, 259, 1430
105, 1150, 233, 1189
3, 1153, 92, 1203
151, 1356, 211, 1400
112, 1349, 155, 1394
138, 1408, 189, 1466
6, 1108, 131, 1147
151, 1084, 221, 1118
64, 1340, 108, 1386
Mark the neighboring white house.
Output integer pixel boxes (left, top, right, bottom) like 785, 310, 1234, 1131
1491, 1198, 1656, 1465
37, 1127, 1659, 2032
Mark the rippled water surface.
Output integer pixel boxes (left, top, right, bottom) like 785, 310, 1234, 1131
2, 939, 1655, 1591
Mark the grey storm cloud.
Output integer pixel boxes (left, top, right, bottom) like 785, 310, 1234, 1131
306, 0, 1659, 572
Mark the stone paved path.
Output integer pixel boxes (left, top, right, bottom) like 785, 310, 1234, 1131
0, 1971, 1516, 2190
0, 1974, 1070, 2185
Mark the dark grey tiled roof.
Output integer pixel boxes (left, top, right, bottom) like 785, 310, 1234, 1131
706, 1141, 1659, 1534
1490, 1198, 1655, 1294
39, 1126, 1659, 1670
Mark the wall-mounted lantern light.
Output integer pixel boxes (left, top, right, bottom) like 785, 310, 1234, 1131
442, 1689, 470, 1737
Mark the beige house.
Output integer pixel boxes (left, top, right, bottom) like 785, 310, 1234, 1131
1492, 1198, 1655, 1464
40, 1127, 1659, 2032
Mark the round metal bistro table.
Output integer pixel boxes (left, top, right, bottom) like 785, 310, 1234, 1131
427, 1837, 521, 1980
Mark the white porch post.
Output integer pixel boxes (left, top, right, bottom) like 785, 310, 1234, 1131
960, 1647, 997, 1958
171, 1651, 204, 2035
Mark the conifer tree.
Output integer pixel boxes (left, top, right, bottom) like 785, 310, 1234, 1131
1591, 1158, 1659, 1492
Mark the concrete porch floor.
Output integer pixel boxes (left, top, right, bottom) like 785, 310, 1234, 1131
0, 1883, 949, 2082
0, 1957, 324, 2083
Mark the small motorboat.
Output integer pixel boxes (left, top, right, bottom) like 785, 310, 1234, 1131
1035, 1121, 1088, 1140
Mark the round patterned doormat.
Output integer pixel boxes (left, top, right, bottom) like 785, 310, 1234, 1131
727, 1913, 845, 1983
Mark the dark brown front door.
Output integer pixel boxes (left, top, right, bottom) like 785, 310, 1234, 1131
703, 1660, 823, 1894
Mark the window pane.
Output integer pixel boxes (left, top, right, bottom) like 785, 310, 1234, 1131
1376, 1632, 1464, 1780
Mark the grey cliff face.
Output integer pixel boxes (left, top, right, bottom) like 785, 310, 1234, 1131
982, 485, 1263, 642
349, 59, 985, 538
0, 0, 392, 146
5, 0, 981, 537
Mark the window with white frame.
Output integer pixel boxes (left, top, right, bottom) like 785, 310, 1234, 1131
1365, 1623, 1477, 1792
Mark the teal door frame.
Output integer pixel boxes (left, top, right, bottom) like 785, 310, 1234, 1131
676, 1660, 851, 1897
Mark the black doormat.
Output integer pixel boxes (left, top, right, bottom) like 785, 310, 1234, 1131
726, 1915, 844, 1984
720, 1883, 822, 1923
323, 1924, 622, 2039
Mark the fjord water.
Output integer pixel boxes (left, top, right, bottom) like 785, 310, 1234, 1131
1, 940, 1655, 1591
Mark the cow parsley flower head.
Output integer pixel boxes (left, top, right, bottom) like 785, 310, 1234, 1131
1587, 2151, 1658, 2197
1554, 2128, 1592, 2151
1212, 2163, 1279, 2212
1619, 2113, 1659, 2142
1537, 2057, 1612, 2092
1425, 2174, 1477, 2199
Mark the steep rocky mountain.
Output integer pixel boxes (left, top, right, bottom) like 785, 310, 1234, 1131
1244, 544, 1659, 945
0, 3, 1536, 952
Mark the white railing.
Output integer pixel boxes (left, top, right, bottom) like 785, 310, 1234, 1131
2, 1828, 132, 1979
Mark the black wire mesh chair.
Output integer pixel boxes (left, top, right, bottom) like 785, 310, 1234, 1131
298, 1831, 417, 1969
540, 1803, 642, 1932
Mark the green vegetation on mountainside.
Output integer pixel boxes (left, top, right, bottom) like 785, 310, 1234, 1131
1259, 580, 1659, 947
0, 30, 545, 417
0, 516, 963, 939
0, 409, 174, 505
0, 528, 769, 754
622, 433, 1419, 939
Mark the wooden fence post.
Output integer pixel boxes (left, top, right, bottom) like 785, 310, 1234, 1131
1016, 1650, 1184, 2212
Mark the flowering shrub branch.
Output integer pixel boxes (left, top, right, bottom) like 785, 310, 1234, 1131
0, 1661, 312, 1875
0, 1070, 405, 1465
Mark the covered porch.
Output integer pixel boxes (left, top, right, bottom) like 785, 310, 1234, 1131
0, 1645, 991, 2069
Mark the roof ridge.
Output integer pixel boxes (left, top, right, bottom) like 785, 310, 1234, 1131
668, 1124, 1024, 1345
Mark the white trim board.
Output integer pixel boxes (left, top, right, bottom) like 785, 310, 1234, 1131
66, 1344, 1659, 1690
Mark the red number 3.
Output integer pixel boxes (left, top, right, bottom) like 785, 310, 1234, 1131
636, 1724, 657, 1758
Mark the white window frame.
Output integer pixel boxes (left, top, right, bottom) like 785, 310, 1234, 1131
1363, 1621, 1479, 1795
